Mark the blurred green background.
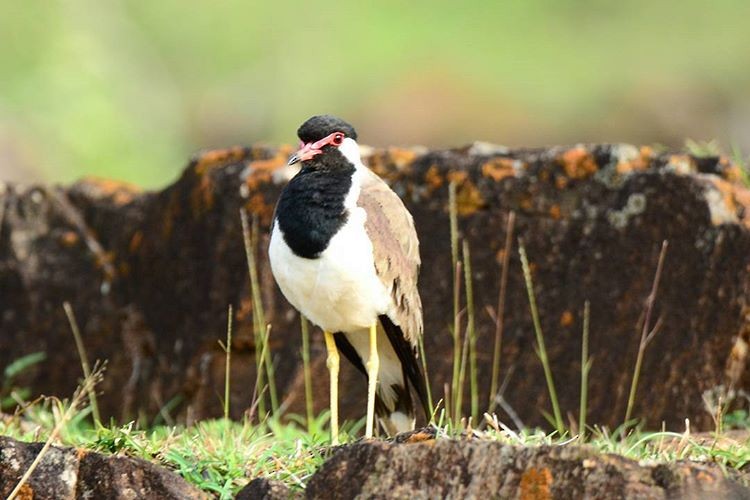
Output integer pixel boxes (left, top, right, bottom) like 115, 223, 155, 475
2, 0, 749, 188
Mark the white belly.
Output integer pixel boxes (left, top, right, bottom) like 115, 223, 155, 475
268, 206, 390, 333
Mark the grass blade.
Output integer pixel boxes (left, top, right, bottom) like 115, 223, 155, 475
463, 240, 478, 422
300, 314, 314, 431
489, 211, 515, 413
519, 241, 564, 435
241, 209, 279, 416
624, 240, 668, 426
456, 313, 470, 426
251, 215, 279, 415
448, 181, 462, 422
240, 208, 266, 417
579, 300, 591, 441
63, 301, 101, 427
223, 304, 233, 420
417, 333, 434, 422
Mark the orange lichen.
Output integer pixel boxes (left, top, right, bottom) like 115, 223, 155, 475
615, 162, 634, 175
456, 180, 485, 215
637, 147, 653, 168
444, 170, 485, 215
245, 169, 273, 193
559, 147, 598, 179
247, 145, 294, 173
708, 177, 738, 217
80, 177, 141, 205
365, 148, 417, 180
560, 310, 574, 327
15, 483, 34, 500
555, 176, 569, 189
481, 158, 515, 182
549, 205, 561, 220
519, 467, 553, 500
190, 170, 215, 214
245, 193, 274, 226
447, 170, 469, 184
424, 165, 444, 190
666, 154, 695, 175
387, 147, 418, 168
193, 146, 251, 175
60, 231, 79, 247
617, 146, 653, 174
247, 157, 284, 172
724, 165, 745, 184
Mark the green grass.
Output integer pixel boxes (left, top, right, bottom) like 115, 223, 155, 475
3, 399, 750, 497
1, 352, 46, 411
1, 399, 340, 498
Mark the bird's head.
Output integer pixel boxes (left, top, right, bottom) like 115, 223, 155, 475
288, 115, 361, 170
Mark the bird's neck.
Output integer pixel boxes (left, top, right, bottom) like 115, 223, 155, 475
275, 164, 357, 259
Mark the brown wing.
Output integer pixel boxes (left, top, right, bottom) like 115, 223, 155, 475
357, 169, 422, 347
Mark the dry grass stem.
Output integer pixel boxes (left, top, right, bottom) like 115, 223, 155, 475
7, 364, 104, 500
63, 301, 100, 426
489, 211, 515, 413
624, 240, 668, 426
579, 300, 592, 441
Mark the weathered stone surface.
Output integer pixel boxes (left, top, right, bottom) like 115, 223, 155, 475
236, 477, 299, 500
0, 436, 206, 499
1, 143, 750, 430
306, 439, 750, 499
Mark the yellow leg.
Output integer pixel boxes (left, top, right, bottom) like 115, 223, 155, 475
365, 323, 379, 439
323, 331, 340, 445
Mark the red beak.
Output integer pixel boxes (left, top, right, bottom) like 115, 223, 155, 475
287, 132, 343, 165
288, 142, 321, 165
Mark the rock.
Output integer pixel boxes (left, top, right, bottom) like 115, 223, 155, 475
305, 439, 750, 499
235, 477, 299, 499
1, 144, 750, 429
0, 436, 206, 499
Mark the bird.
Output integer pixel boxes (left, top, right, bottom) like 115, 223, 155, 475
268, 115, 428, 443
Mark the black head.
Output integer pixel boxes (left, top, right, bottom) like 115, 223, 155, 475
297, 115, 358, 143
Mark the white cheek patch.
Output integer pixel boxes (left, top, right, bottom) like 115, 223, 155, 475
339, 138, 364, 168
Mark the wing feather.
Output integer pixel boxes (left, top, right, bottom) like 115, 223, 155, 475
357, 170, 422, 347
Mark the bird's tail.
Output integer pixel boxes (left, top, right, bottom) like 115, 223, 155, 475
378, 315, 430, 424
374, 380, 414, 435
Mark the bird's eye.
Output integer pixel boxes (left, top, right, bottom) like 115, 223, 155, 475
331, 133, 344, 146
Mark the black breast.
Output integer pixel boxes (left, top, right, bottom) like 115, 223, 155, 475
274, 166, 354, 259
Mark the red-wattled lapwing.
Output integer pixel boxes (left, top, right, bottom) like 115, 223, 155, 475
269, 115, 428, 443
